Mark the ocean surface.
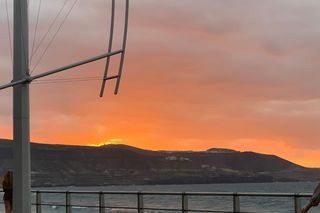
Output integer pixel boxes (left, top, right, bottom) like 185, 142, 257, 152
1, 182, 320, 213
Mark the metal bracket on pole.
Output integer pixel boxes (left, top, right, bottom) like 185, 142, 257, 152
100, 0, 129, 97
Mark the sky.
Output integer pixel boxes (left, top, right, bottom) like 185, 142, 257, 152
1, 0, 320, 167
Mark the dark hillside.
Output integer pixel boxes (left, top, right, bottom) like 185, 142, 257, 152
0, 139, 318, 186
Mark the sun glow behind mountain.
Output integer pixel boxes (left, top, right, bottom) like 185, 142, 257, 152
89, 138, 123, 147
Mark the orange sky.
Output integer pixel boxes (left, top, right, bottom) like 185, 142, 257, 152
1, 0, 320, 167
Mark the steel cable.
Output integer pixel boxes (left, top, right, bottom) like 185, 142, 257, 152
30, 0, 70, 70
5, 0, 13, 64
30, 0, 42, 61
33, 77, 102, 85
31, 0, 79, 73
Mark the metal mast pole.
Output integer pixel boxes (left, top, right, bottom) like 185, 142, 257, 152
13, 0, 31, 212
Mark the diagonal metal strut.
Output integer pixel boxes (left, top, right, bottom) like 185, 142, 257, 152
0, 49, 123, 90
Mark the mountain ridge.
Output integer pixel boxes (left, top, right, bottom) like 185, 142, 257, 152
0, 139, 318, 186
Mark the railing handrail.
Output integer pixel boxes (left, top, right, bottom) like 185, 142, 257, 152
28, 190, 312, 197
0, 189, 313, 196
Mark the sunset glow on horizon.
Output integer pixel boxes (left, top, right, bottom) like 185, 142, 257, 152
1, 0, 320, 168
88, 138, 123, 147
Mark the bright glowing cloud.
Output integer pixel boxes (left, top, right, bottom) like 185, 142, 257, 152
89, 138, 123, 147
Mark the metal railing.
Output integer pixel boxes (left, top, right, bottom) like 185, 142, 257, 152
0, 190, 314, 213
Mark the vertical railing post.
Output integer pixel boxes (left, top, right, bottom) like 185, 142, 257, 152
294, 194, 302, 213
182, 192, 188, 213
66, 191, 71, 213
233, 193, 240, 213
137, 192, 144, 213
99, 192, 105, 213
36, 191, 42, 213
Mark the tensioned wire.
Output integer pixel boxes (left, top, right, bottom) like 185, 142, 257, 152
35, 76, 101, 81
31, 0, 79, 73
33, 76, 103, 85
29, 0, 69, 67
30, 0, 42, 62
5, 0, 13, 64
19, 0, 29, 73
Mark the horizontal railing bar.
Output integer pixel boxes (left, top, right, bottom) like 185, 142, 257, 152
236, 192, 310, 197
0, 50, 123, 90
142, 207, 182, 212
31, 203, 77, 206
31, 203, 62, 206
95, 206, 137, 210
185, 192, 311, 197
30, 190, 141, 194
32, 203, 138, 210
33, 203, 136, 209
89, 206, 137, 210
143, 207, 252, 213
32, 190, 102, 194
3, 189, 314, 197
137, 191, 188, 195
69, 205, 137, 210
156, 191, 231, 196
188, 209, 255, 213
32, 204, 66, 207
187, 209, 237, 213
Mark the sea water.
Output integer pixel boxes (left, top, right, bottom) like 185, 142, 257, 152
1, 182, 320, 213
